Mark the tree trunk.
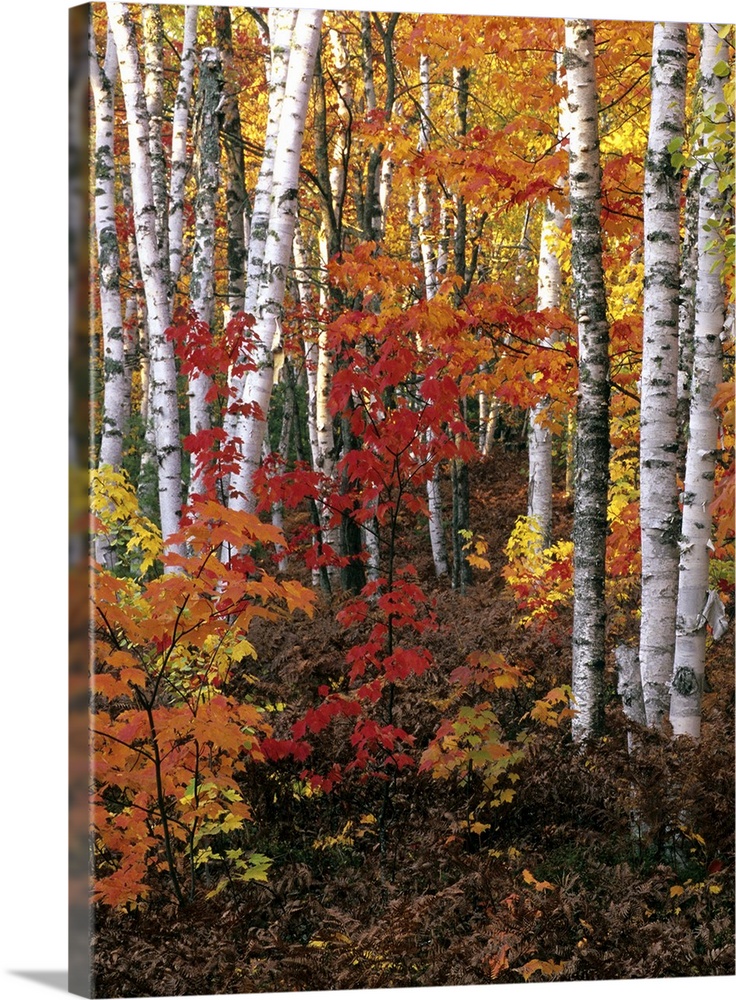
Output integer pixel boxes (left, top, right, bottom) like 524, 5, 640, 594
168, 5, 199, 293
109, 2, 183, 553
676, 169, 700, 480
415, 53, 449, 579
669, 24, 729, 740
142, 6, 170, 290
214, 6, 248, 318
224, 8, 296, 457
229, 8, 324, 515
528, 49, 567, 550
565, 19, 610, 741
90, 23, 126, 472
638, 22, 688, 729
187, 47, 223, 501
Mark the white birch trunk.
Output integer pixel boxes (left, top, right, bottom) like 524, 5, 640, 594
565, 19, 610, 741
615, 645, 647, 752
90, 23, 126, 472
293, 223, 321, 469
411, 53, 448, 578
638, 22, 688, 729
229, 8, 324, 514
528, 201, 565, 549
142, 6, 169, 284
670, 24, 729, 740
214, 6, 247, 317
417, 54, 438, 300
168, 5, 199, 293
109, 3, 183, 552
187, 47, 222, 500
224, 8, 296, 453
328, 27, 353, 232
528, 50, 567, 550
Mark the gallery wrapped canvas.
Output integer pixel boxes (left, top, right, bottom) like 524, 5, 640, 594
71, 2, 735, 997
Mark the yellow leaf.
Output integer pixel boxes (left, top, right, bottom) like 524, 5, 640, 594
670, 885, 684, 897
709, 884, 722, 894
232, 639, 257, 661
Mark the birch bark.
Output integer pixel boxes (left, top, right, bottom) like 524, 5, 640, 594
415, 53, 449, 579
168, 5, 199, 293
187, 47, 223, 500
527, 202, 564, 549
565, 19, 610, 741
229, 8, 324, 514
528, 50, 567, 550
670, 24, 729, 740
224, 8, 296, 454
90, 23, 126, 471
214, 6, 247, 318
142, 6, 169, 285
109, 3, 183, 551
638, 22, 688, 729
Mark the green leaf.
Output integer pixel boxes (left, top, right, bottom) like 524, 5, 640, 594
712, 60, 730, 78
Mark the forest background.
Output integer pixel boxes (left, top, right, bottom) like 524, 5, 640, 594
0, 2, 732, 1000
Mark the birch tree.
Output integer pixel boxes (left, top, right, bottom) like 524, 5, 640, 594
214, 6, 248, 318
229, 8, 324, 514
142, 6, 169, 284
187, 47, 223, 500
638, 22, 688, 729
527, 202, 565, 549
109, 3, 183, 551
90, 22, 126, 473
224, 8, 296, 453
670, 23, 731, 740
168, 5, 199, 293
565, 19, 610, 741
416, 53, 450, 579
528, 51, 567, 551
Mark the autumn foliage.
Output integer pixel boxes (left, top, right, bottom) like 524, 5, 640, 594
84, 5, 734, 996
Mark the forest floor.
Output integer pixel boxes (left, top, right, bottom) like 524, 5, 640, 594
92, 448, 735, 997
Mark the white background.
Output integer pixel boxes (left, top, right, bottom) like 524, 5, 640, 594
0, 1, 732, 998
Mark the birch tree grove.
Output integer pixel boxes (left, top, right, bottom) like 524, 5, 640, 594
85, 8, 734, 987
564, 19, 610, 741
638, 22, 688, 729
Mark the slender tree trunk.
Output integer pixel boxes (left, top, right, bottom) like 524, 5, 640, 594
214, 6, 247, 319
528, 50, 567, 550
615, 645, 647, 752
90, 23, 126, 472
292, 223, 321, 470
224, 8, 296, 457
168, 5, 199, 294
230, 8, 324, 514
638, 22, 688, 729
142, 6, 170, 289
187, 47, 223, 500
414, 53, 449, 579
670, 24, 729, 740
109, 3, 183, 552
451, 64, 472, 590
565, 19, 610, 741
676, 169, 700, 479
527, 249, 557, 542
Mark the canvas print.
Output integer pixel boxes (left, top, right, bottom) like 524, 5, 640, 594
70, 2, 735, 996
